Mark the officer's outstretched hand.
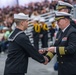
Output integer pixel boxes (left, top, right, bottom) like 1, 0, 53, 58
39, 48, 47, 54
47, 47, 55, 53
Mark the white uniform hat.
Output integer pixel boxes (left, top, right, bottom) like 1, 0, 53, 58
49, 17, 55, 23
39, 18, 45, 22
33, 17, 40, 21
57, 1, 73, 10
55, 11, 71, 17
14, 13, 29, 20
55, 11, 71, 21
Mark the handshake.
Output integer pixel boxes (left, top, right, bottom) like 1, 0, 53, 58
39, 47, 56, 54
39, 47, 56, 65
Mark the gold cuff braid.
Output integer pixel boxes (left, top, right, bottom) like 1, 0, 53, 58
59, 47, 65, 55
46, 52, 54, 59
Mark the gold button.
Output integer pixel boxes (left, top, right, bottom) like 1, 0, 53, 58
61, 62, 63, 64
65, 50, 67, 52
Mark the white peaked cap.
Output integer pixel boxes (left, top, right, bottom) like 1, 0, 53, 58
55, 11, 71, 17
58, 1, 73, 8
39, 18, 45, 22
33, 17, 40, 21
14, 13, 29, 20
49, 17, 55, 22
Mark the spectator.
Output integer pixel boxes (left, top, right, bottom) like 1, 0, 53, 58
39, 18, 48, 48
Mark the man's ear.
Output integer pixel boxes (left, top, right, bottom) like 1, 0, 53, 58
20, 21, 24, 26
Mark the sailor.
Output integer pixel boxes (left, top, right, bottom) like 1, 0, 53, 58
39, 18, 48, 48
4, 13, 48, 75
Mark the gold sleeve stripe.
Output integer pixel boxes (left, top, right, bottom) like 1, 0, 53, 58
59, 47, 65, 55
46, 52, 54, 59
56, 6, 67, 10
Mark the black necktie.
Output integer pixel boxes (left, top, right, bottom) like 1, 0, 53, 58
58, 30, 63, 39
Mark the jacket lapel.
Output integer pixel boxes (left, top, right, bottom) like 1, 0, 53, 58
54, 25, 71, 46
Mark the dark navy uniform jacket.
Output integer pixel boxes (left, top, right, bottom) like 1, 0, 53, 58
70, 19, 76, 28
54, 25, 76, 75
4, 28, 45, 74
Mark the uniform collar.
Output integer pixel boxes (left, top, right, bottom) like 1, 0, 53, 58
62, 24, 70, 32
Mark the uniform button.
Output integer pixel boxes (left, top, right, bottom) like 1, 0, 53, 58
61, 62, 63, 64
65, 50, 67, 52
60, 56, 62, 57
